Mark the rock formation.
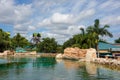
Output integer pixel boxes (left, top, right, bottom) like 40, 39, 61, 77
63, 47, 87, 60
56, 47, 97, 62
0, 50, 15, 56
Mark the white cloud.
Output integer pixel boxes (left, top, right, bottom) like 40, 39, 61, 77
39, 25, 85, 44
76, 9, 95, 22
0, 0, 15, 24
0, 0, 33, 24
101, 16, 120, 25
0, 0, 119, 44
14, 4, 33, 24
38, 9, 95, 27
51, 13, 73, 24
99, 0, 120, 11
0, 0, 33, 38
28, 26, 36, 31
38, 13, 74, 27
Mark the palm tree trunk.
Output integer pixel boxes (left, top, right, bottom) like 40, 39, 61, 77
96, 43, 99, 58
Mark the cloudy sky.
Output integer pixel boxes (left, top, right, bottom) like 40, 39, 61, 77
0, 0, 120, 44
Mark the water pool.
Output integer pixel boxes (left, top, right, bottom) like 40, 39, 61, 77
0, 57, 120, 80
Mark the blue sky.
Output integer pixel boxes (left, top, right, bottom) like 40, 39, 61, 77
0, 0, 120, 44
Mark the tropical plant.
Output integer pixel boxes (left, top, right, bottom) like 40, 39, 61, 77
0, 29, 11, 52
31, 33, 41, 45
11, 33, 30, 49
37, 37, 58, 53
86, 19, 113, 57
62, 38, 76, 49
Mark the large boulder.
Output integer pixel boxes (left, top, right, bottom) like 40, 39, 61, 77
62, 47, 97, 61
0, 50, 15, 56
63, 47, 87, 60
3, 50, 14, 55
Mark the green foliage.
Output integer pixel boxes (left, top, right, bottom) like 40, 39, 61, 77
11, 33, 30, 49
56, 45, 63, 53
32, 33, 41, 45
63, 19, 113, 50
86, 19, 113, 51
0, 29, 11, 52
37, 37, 58, 53
62, 38, 75, 49
71, 44, 81, 48
63, 33, 95, 49
115, 37, 120, 43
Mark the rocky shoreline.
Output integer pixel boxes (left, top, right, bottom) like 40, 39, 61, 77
56, 47, 120, 67
0, 48, 120, 67
0, 50, 37, 56
92, 58, 120, 66
0, 50, 58, 58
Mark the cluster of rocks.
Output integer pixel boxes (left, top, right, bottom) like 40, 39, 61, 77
0, 50, 14, 56
0, 50, 37, 57
56, 47, 120, 67
56, 47, 97, 62
93, 58, 120, 66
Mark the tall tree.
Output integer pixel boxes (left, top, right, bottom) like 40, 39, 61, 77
31, 33, 41, 45
80, 27, 85, 35
86, 19, 113, 57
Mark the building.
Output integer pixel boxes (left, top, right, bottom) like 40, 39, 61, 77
112, 43, 120, 47
98, 42, 120, 57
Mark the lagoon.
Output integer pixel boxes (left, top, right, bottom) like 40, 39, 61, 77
0, 57, 120, 80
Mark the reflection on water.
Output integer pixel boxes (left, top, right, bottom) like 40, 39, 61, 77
86, 62, 97, 75
0, 57, 120, 80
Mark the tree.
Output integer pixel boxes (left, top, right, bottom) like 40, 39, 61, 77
115, 37, 120, 43
37, 37, 58, 53
80, 27, 85, 35
0, 29, 11, 52
86, 19, 113, 57
11, 33, 30, 49
31, 33, 41, 45
62, 38, 76, 49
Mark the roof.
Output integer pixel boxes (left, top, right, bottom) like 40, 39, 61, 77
99, 42, 120, 50
111, 48, 120, 51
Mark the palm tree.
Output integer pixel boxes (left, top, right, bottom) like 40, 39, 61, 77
31, 33, 41, 45
80, 27, 85, 35
86, 19, 113, 57
79, 27, 95, 49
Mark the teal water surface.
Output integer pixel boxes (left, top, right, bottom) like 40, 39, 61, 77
0, 57, 120, 80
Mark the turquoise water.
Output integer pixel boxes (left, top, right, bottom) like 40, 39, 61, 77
0, 57, 120, 80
